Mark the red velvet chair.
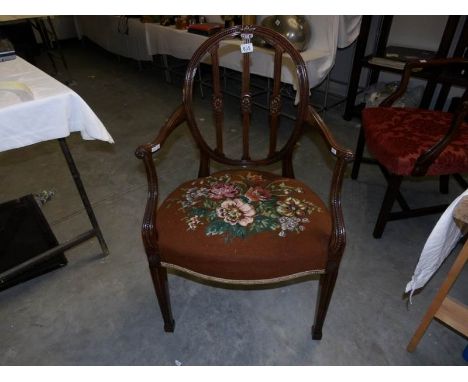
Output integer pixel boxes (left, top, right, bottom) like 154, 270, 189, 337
351, 58, 468, 238
135, 25, 354, 340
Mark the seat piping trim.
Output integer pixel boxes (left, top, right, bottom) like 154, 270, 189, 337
160, 262, 326, 285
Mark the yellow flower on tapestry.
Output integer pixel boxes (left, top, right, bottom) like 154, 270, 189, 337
276, 197, 319, 217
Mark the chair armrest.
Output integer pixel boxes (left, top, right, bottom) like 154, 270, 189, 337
380, 57, 468, 107
305, 105, 355, 261
135, 104, 186, 159
412, 99, 468, 176
134, 104, 187, 255
305, 105, 354, 162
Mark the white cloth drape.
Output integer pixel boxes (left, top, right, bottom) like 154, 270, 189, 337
405, 189, 468, 298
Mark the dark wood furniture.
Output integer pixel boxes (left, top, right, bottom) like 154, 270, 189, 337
135, 25, 354, 340
343, 16, 464, 121
352, 58, 468, 238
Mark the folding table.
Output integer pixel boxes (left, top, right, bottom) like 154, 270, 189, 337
0, 56, 114, 284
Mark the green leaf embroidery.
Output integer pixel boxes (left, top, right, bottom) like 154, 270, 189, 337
206, 220, 230, 236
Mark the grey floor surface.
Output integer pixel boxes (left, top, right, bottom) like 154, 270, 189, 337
0, 40, 467, 365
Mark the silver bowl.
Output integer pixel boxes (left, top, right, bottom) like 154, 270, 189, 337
254, 16, 311, 52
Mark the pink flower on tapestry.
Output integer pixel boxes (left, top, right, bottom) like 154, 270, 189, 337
216, 199, 256, 226
208, 182, 239, 200
245, 186, 271, 202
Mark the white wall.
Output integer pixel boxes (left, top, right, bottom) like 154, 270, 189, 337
51, 16, 78, 40
387, 15, 449, 51
32, 16, 78, 43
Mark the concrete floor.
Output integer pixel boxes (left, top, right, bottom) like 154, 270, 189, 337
0, 40, 467, 365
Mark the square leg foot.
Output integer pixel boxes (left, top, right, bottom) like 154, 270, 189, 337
312, 326, 322, 340
164, 320, 175, 332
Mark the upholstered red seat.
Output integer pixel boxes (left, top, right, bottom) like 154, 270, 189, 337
362, 107, 468, 176
157, 170, 331, 282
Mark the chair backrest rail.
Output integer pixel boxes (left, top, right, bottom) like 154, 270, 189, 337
209, 45, 224, 154
269, 45, 285, 157
182, 25, 310, 172
241, 48, 252, 160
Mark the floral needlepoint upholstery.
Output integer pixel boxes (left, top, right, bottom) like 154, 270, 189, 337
156, 170, 331, 280
362, 107, 468, 176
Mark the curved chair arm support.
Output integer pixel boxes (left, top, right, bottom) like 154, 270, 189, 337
328, 157, 350, 262
412, 100, 468, 176
380, 58, 468, 107
134, 104, 187, 256
135, 104, 186, 159
306, 105, 355, 162
305, 105, 355, 261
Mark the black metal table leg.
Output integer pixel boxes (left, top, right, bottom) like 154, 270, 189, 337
0, 139, 109, 284
58, 138, 109, 256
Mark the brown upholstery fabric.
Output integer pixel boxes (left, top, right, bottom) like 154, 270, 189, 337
156, 170, 331, 281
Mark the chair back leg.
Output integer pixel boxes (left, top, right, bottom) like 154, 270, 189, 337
453, 174, 468, 189
373, 174, 403, 238
149, 263, 175, 332
439, 175, 450, 194
351, 125, 366, 180
312, 267, 340, 340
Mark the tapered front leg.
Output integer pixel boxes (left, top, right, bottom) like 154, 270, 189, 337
149, 263, 175, 332
312, 268, 339, 340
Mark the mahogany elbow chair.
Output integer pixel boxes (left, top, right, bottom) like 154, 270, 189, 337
350, 58, 468, 238
135, 25, 354, 340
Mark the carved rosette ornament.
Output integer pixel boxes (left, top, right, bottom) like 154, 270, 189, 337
270, 95, 281, 115
212, 95, 223, 113
241, 95, 252, 113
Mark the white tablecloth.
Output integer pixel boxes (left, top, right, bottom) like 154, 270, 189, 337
75, 16, 362, 90
0, 57, 114, 152
74, 16, 152, 62
146, 16, 361, 89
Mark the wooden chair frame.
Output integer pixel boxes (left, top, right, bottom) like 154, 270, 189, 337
135, 25, 354, 340
350, 58, 468, 238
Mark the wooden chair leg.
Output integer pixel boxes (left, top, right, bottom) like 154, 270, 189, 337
312, 267, 340, 340
453, 173, 468, 189
351, 125, 366, 180
439, 175, 449, 194
282, 152, 295, 179
149, 263, 175, 332
373, 174, 403, 238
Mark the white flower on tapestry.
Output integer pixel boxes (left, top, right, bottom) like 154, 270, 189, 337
278, 216, 310, 237
185, 215, 201, 230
